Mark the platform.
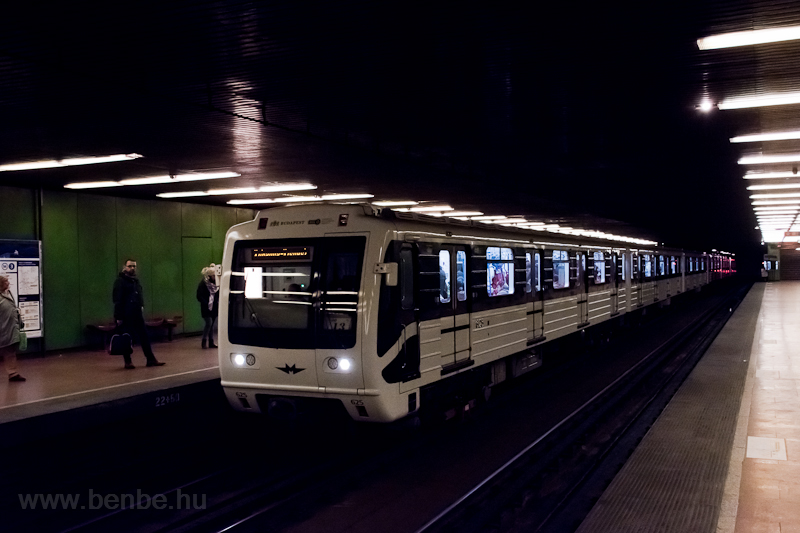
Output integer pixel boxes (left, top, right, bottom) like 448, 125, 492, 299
576, 280, 800, 532
0, 336, 222, 448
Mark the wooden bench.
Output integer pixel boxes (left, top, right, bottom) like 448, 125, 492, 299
88, 315, 184, 347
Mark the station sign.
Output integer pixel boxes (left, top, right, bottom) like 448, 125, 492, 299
0, 240, 43, 339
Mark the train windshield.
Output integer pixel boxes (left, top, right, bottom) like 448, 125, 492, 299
228, 237, 366, 349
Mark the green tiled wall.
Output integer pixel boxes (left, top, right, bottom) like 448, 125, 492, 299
0, 186, 253, 350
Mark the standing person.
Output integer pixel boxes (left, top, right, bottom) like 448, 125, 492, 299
196, 266, 219, 349
0, 275, 25, 382
112, 259, 165, 369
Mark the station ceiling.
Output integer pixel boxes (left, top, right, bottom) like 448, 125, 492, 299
2, 1, 797, 255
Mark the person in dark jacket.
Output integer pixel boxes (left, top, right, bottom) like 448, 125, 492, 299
112, 259, 165, 369
196, 265, 219, 348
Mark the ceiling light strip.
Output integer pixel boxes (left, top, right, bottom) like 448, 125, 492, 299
2, 153, 142, 172
698, 25, 800, 50
731, 131, 800, 143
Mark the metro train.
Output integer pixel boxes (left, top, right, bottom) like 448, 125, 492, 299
219, 204, 736, 423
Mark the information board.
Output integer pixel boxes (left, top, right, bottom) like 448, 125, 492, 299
0, 240, 43, 339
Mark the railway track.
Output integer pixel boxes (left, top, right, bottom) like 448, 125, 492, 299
415, 281, 750, 533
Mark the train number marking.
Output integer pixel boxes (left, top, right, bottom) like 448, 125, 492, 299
475, 318, 485, 329
351, 399, 364, 406
155, 392, 180, 407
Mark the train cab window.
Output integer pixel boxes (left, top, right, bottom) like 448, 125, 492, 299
487, 247, 514, 296
553, 250, 570, 289
456, 251, 467, 302
593, 251, 605, 284
670, 256, 676, 275
644, 255, 652, 278
439, 250, 451, 304
228, 236, 365, 349
399, 248, 414, 310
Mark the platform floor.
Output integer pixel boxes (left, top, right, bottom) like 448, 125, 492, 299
0, 335, 219, 426
577, 281, 800, 533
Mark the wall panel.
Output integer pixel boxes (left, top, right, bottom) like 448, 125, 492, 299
41, 191, 82, 350
182, 203, 212, 238
212, 206, 237, 264
78, 195, 117, 342
116, 198, 153, 316
0, 186, 36, 240
151, 202, 184, 333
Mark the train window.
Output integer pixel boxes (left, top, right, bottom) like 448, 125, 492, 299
644, 255, 652, 278
535, 252, 541, 291
670, 256, 676, 275
399, 248, 414, 310
456, 251, 467, 302
621, 253, 626, 281
487, 247, 514, 296
594, 251, 605, 284
701, 259, 705, 271
553, 250, 570, 289
525, 253, 532, 293
439, 250, 451, 304
658, 256, 665, 276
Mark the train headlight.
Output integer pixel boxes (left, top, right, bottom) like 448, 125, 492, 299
324, 357, 353, 372
231, 353, 257, 367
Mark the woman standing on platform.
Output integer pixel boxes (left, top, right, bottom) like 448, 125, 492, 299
196, 265, 219, 349
0, 275, 25, 382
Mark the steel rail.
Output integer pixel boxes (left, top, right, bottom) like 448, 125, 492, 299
414, 288, 737, 533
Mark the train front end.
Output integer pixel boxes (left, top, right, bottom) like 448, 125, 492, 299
219, 205, 400, 422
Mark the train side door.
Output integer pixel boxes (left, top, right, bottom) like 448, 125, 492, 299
452, 247, 470, 362
610, 253, 619, 316
576, 251, 589, 327
631, 252, 641, 308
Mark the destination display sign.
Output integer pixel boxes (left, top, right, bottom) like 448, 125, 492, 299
251, 246, 312, 261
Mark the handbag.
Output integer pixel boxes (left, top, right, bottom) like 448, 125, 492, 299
108, 333, 133, 356
18, 331, 27, 352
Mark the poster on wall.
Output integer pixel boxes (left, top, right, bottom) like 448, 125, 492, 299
0, 240, 43, 339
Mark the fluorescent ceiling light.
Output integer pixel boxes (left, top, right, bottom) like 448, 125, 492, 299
207, 187, 260, 195
744, 172, 799, 179
321, 194, 374, 200
753, 199, 800, 205
0, 153, 142, 172
226, 193, 372, 205
446, 211, 484, 217
373, 201, 419, 206
175, 172, 241, 181
750, 192, 800, 199
409, 205, 453, 212
471, 215, 508, 221
721, 93, 800, 110
68, 171, 242, 190
697, 25, 800, 50
698, 100, 714, 112
63, 181, 123, 190
732, 131, 800, 143
119, 176, 175, 186
259, 183, 316, 192
747, 183, 800, 190
739, 154, 800, 165
157, 191, 210, 198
